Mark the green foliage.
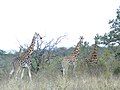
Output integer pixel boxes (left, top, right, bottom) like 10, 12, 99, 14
113, 66, 120, 75
95, 7, 120, 61
109, 60, 120, 76
78, 41, 90, 60
47, 56, 63, 73
0, 50, 6, 55
102, 48, 111, 60
98, 57, 106, 66
96, 7, 120, 46
114, 45, 120, 61
54, 47, 67, 56
115, 52, 120, 61
31, 58, 38, 73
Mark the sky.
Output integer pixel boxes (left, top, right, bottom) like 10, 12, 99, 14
0, 0, 120, 51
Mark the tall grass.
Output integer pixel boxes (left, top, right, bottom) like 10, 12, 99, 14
0, 56, 120, 90
0, 73, 120, 90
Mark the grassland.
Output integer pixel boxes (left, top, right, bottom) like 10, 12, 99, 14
0, 49, 120, 90
0, 74, 120, 90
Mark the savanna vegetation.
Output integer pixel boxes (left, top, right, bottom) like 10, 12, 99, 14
0, 7, 120, 90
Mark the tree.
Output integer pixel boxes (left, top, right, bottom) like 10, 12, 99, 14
0, 49, 6, 55
97, 7, 120, 46
96, 6, 120, 60
31, 35, 66, 73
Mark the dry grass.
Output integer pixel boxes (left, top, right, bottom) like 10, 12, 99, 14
0, 74, 120, 90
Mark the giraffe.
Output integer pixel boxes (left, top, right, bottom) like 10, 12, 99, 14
61, 36, 84, 76
9, 32, 42, 81
85, 40, 99, 76
86, 40, 98, 64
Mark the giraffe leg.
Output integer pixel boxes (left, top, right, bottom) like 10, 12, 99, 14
9, 69, 14, 75
62, 61, 69, 76
62, 66, 67, 76
15, 66, 21, 80
8, 69, 14, 80
27, 66, 32, 81
62, 61, 64, 76
62, 66, 68, 76
73, 61, 77, 77
65, 65, 68, 76
21, 68, 25, 79
9, 69, 14, 78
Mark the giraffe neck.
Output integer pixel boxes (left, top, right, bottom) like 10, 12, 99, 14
26, 35, 36, 55
19, 34, 37, 60
71, 48, 80, 58
71, 39, 82, 58
91, 43, 98, 59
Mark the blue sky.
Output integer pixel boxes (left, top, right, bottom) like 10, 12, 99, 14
0, 0, 120, 51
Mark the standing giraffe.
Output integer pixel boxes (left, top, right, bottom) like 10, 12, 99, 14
62, 36, 84, 76
9, 32, 42, 80
86, 40, 98, 64
85, 40, 99, 76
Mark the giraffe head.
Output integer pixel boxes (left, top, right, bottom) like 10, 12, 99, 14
79, 36, 84, 44
34, 32, 42, 40
35, 32, 42, 39
76, 36, 84, 47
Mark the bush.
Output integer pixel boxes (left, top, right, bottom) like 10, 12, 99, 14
113, 66, 120, 75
